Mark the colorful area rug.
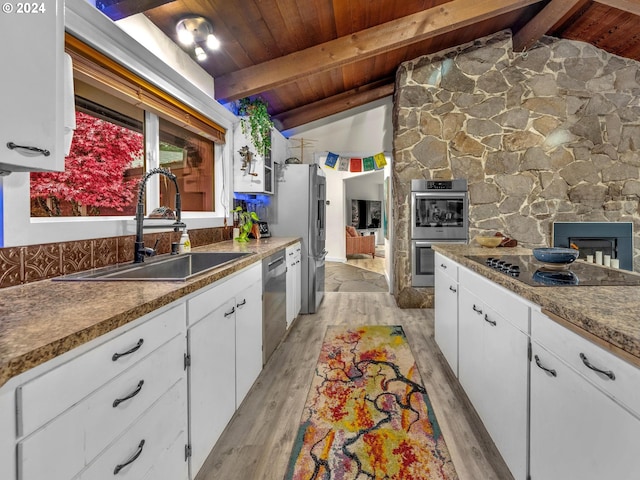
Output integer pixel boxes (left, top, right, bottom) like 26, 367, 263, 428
284, 325, 458, 480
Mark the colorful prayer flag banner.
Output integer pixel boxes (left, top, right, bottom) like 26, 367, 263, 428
338, 156, 350, 171
363, 156, 375, 171
374, 153, 387, 169
350, 158, 362, 172
325, 152, 339, 168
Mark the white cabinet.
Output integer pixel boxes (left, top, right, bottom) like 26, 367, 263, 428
286, 242, 302, 328
457, 267, 529, 480
434, 252, 459, 375
14, 303, 188, 480
233, 123, 289, 194
186, 262, 262, 477
530, 310, 640, 480
0, 0, 67, 173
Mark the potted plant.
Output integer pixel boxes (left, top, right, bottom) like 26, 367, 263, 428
235, 97, 274, 156
233, 206, 260, 242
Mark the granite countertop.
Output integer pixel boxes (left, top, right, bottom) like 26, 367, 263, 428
433, 244, 640, 367
0, 237, 300, 389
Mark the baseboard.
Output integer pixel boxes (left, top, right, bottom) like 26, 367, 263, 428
326, 256, 346, 263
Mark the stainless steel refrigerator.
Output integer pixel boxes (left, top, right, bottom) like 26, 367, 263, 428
269, 163, 326, 314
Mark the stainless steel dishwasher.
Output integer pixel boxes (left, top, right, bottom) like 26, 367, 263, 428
262, 250, 287, 365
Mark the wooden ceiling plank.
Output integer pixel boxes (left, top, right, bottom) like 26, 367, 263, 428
512, 0, 591, 52
215, 0, 544, 101
595, 0, 640, 16
274, 81, 395, 130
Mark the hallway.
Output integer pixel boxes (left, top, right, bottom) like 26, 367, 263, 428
197, 292, 513, 480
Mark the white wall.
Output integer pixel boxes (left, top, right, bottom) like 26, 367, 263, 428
292, 97, 393, 288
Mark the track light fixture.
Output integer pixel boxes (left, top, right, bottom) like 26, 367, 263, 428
175, 16, 220, 62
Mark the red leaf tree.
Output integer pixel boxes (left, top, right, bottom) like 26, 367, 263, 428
31, 111, 143, 216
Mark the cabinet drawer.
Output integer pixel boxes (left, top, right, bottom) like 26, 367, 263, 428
17, 334, 185, 480
188, 262, 261, 326
75, 378, 187, 480
17, 302, 186, 437
459, 267, 529, 333
532, 310, 640, 418
435, 253, 458, 282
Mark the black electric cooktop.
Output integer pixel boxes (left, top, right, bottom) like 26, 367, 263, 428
466, 255, 640, 287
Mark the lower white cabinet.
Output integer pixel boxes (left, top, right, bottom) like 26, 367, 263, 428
529, 310, 640, 480
458, 281, 528, 480
434, 252, 459, 375
186, 262, 263, 477
13, 302, 189, 480
286, 242, 302, 328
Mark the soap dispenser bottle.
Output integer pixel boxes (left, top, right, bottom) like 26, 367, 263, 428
179, 229, 191, 253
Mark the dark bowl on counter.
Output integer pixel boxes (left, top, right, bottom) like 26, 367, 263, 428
532, 247, 579, 265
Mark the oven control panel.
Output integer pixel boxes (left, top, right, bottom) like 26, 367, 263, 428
426, 181, 452, 190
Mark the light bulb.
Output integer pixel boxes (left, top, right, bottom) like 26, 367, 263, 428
177, 27, 194, 46
206, 33, 220, 50
194, 46, 207, 62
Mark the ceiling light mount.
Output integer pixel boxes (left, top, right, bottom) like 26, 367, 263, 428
175, 16, 220, 62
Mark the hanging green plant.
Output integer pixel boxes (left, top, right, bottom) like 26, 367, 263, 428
236, 97, 274, 156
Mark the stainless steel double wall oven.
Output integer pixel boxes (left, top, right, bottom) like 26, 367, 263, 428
411, 179, 468, 287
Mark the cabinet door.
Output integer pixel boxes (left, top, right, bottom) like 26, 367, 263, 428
293, 250, 302, 318
235, 279, 263, 407
0, 0, 65, 172
434, 267, 459, 375
286, 246, 296, 328
188, 298, 236, 475
458, 288, 485, 403
530, 344, 640, 480
476, 304, 528, 480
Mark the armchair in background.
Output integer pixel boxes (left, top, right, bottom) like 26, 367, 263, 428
346, 226, 375, 258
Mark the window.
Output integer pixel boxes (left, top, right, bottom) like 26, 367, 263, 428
29, 34, 223, 218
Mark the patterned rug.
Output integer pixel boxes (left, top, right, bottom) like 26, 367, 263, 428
284, 325, 458, 480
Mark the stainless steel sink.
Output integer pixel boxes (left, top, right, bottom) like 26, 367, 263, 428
55, 252, 253, 281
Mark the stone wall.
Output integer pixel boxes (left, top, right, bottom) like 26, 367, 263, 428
392, 30, 640, 308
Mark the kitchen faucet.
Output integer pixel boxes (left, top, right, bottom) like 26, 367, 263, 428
134, 168, 186, 263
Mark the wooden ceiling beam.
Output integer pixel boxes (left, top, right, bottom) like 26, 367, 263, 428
512, 0, 591, 52
96, 0, 175, 21
596, 0, 640, 16
512, 0, 592, 52
215, 0, 544, 102
273, 81, 395, 130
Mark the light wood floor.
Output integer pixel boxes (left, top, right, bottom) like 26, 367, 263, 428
196, 292, 514, 480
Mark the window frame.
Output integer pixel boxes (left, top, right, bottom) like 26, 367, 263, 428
1, 5, 237, 248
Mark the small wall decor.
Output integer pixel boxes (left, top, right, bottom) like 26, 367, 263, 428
323, 150, 388, 172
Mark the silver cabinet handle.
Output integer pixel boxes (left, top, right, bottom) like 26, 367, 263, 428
112, 339, 144, 361
580, 353, 615, 380
113, 380, 144, 408
484, 314, 496, 326
224, 306, 235, 317
534, 355, 557, 377
472, 304, 483, 314
7, 141, 50, 156
114, 439, 145, 474
449, 285, 457, 293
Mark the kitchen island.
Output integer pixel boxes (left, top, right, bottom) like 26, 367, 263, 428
433, 244, 640, 480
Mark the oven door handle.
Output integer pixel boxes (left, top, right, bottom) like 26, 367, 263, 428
413, 192, 467, 198
413, 241, 433, 247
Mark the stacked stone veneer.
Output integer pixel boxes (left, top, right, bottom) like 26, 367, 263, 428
392, 30, 640, 308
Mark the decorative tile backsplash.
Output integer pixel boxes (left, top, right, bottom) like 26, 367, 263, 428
0, 226, 233, 289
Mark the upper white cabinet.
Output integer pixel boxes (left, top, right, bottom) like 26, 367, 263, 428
233, 125, 288, 194
0, 0, 67, 173
434, 252, 459, 375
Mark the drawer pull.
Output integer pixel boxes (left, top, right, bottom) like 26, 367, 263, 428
224, 306, 235, 317
113, 380, 144, 408
440, 263, 447, 269
112, 339, 144, 361
472, 304, 483, 315
237, 298, 247, 308
449, 285, 457, 293
579, 353, 616, 380
534, 355, 557, 377
114, 439, 145, 474
484, 314, 496, 326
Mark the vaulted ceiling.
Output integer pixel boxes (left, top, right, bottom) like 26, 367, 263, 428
97, 0, 640, 130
